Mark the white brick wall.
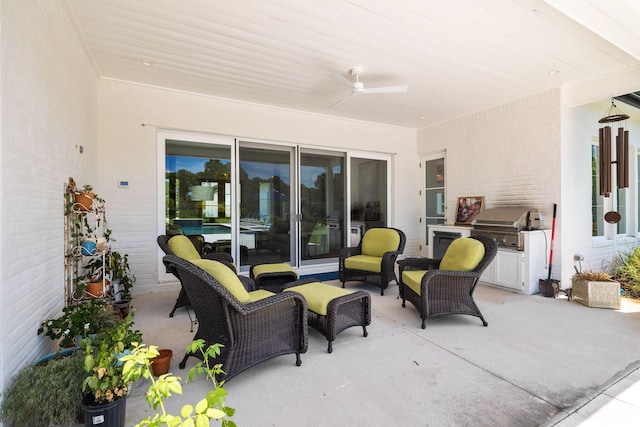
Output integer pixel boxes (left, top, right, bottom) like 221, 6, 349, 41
96, 80, 419, 294
0, 0, 97, 397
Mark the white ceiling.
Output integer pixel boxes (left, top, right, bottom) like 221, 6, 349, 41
66, 0, 640, 129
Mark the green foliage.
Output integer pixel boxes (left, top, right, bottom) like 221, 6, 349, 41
610, 247, 640, 299
0, 351, 86, 427
81, 313, 143, 405
573, 269, 613, 282
121, 339, 236, 427
38, 300, 119, 348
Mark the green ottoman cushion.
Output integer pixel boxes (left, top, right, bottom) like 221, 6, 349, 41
252, 263, 299, 278
285, 282, 352, 316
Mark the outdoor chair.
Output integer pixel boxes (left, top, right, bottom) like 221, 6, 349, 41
338, 227, 406, 295
157, 235, 255, 328
398, 235, 497, 328
162, 255, 308, 380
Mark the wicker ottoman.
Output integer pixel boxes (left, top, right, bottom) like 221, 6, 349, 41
250, 263, 299, 292
285, 282, 371, 353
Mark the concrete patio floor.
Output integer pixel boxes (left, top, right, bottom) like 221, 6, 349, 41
120, 280, 640, 426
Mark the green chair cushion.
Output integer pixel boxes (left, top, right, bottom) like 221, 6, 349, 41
284, 282, 352, 316
344, 255, 382, 273
248, 289, 275, 302
191, 259, 251, 304
361, 228, 401, 257
402, 270, 427, 295
168, 235, 201, 261
439, 238, 485, 271
252, 263, 299, 278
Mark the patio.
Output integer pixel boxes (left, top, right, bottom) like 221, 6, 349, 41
120, 280, 640, 426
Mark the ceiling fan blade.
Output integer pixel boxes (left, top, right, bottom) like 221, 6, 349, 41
329, 92, 354, 108
330, 73, 354, 89
363, 85, 408, 94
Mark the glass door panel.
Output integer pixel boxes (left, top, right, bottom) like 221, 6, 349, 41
165, 139, 232, 247
422, 155, 445, 256
349, 157, 388, 246
300, 150, 345, 263
238, 143, 294, 267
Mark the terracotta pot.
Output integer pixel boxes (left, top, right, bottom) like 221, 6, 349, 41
74, 192, 94, 211
85, 281, 107, 298
151, 349, 173, 377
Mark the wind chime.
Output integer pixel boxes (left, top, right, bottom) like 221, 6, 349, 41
598, 98, 629, 198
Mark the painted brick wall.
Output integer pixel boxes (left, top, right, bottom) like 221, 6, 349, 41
96, 80, 419, 294
0, 0, 97, 396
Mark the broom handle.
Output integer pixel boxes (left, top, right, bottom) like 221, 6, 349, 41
547, 203, 557, 282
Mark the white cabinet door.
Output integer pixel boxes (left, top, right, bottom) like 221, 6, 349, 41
493, 250, 524, 291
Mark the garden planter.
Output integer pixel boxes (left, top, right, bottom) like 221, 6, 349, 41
151, 349, 173, 376
112, 300, 131, 319
85, 281, 106, 298
572, 278, 621, 309
74, 192, 95, 211
82, 394, 127, 427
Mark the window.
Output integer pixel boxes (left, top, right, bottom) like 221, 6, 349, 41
421, 153, 445, 255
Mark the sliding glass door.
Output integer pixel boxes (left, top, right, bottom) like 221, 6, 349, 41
160, 131, 391, 274
300, 149, 345, 264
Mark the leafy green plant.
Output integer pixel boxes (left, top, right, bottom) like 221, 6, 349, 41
81, 313, 143, 405
38, 300, 119, 348
609, 247, 640, 299
121, 339, 236, 427
0, 350, 86, 427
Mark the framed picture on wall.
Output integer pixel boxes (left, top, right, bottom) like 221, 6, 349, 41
455, 196, 485, 225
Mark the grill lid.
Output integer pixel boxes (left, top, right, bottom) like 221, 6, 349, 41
472, 207, 540, 230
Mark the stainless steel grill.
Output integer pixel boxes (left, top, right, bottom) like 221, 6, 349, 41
471, 207, 541, 250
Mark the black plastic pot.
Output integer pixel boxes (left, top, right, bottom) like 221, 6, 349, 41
81, 394, 127, 427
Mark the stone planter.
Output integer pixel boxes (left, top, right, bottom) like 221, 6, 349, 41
572, 278, 621, 309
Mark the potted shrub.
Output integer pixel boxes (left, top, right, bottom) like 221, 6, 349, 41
571, 270, 621, 309
38, 300, 119, 349
80, 313, 143, 427
109, 251, 135, 316
0, 350, 86, 427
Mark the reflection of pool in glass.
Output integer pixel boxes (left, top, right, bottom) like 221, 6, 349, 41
180, 224, 231, 235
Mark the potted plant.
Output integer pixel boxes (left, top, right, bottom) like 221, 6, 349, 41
571, 269, 621, 309
109, 251, 135, 313
121, 339, 235, 426
80, 313, 143, 427
38, 300, 119, 348
0, 350, 86, 426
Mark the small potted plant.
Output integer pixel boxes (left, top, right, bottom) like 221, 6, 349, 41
38, 300, 119, 349
80, 313, 143, 427
109, 251, 135, 317
571, 269, 621, 309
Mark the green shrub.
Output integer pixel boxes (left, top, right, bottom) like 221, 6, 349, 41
610, 247, 640, 299
0, 351, 86, 427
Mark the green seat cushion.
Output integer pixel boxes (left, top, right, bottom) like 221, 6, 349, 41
440, 238, 485, 271
248, 289, 275, 302
402, 270, 427, 295
252, 263, 299, 278
284, 282, 352, 316
168, 235, 201, 261
344, 255, 382, 273
361, 228, 400, 257
191, 259, 251, 304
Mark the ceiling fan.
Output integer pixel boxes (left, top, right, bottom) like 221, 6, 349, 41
329, 66, 408, 108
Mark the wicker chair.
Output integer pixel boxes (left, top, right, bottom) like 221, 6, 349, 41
162, 255, 308, 379
398, 235, 497, 329
157, 235, 255, 323
338, 227, 406, 295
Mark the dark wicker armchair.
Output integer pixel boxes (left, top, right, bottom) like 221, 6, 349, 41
157, 235, 255, 322
339, 227, 406, 295
398, 235, 497, 329
162, 255, 308, 379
